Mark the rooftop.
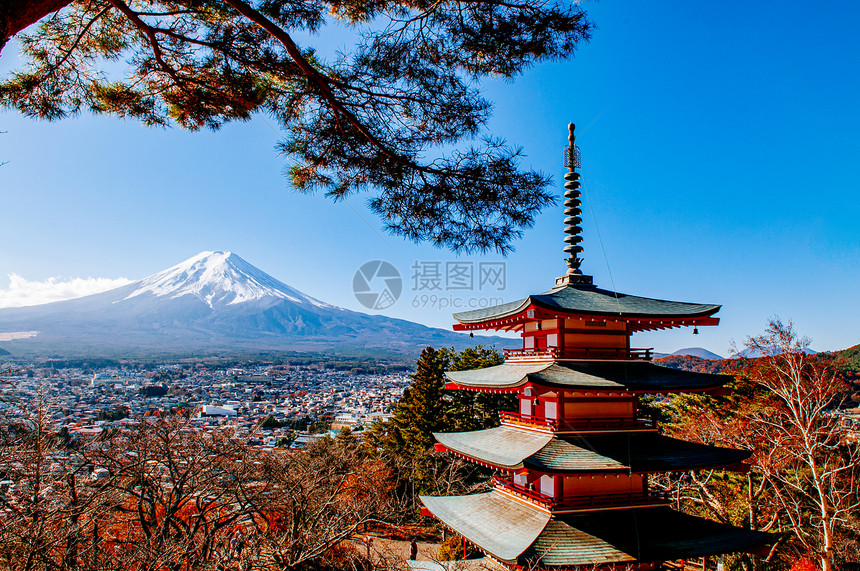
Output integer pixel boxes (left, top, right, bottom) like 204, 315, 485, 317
452, 283, 720, 331
420, 491, 771, 567
444, 361, 730, 393
434, 426, 750, 473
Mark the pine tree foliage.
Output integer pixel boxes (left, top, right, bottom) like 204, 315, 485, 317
0, 0, 593, 253
445, 346, 508, 432
391, 346, 448, 455
368, 345, 508, 456
363, 345, 512, 496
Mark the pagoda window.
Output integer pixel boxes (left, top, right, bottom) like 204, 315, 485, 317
520, 398, 532, 417
514, 472, 528, 487
546, 333, 559, 347
539, 475, 555, 498
545, 401, 558, 420
524, 336, 535, 349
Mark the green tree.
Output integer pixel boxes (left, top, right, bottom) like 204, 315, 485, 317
335, 426, 357, 446
370, 345, 507, 456
364, 345, 512, 499
445, 346, 507, 432
389, 346, 448, 456
0, 0, 592, 253
138, 384, 168, 397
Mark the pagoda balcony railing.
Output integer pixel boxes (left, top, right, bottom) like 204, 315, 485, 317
499, 411, 657, 432
503, 347, 653, 362
492, 476, 670, 511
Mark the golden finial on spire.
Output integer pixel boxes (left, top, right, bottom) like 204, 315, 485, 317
564, 122, 580, 173
556, 122, 592, 286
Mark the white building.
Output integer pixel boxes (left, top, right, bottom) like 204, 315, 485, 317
201, 405, 237, 417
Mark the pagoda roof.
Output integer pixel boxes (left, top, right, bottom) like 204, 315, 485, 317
452, 283, 720, 325
434, 426, 555, 470
420, 491, 771, 567
434, 426, 750, 473
420, 491, 552, 561
444, 361, 729, 393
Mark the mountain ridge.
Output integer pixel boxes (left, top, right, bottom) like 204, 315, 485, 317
670, 347, 724, 360
0, 251, 506, 358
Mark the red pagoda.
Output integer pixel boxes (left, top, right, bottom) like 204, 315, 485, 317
419, 124, 771, 569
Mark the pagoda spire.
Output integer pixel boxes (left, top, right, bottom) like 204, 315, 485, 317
556, 122, 593, 287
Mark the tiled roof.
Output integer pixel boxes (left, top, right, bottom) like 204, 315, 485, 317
453, 284, 720, 324
434, 427, 750, 473
527, 433, 751, 472
445, 361, 729, 392
433, 426, 552, 469
523, 519, 635, 566
550, 507, 772, 564
420, 492, 772, 567
419, 492, 550, 561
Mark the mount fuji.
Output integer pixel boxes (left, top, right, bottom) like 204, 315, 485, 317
0, 251, 483, 358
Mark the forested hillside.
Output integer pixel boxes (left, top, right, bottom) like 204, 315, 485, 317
654, 354, 734, 374
656, 346, 860, 403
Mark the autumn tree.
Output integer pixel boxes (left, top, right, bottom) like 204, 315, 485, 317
74, 417, 262, 570
0, 0, 593, 253
655, 369, 781, 571
742, 319, 859, 571
656, 319, 860, 571
0, 412, 409, 571
246, 435, 405, 570
0, 375, 113, 571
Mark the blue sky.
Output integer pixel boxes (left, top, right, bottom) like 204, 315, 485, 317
1, 1, 858, 356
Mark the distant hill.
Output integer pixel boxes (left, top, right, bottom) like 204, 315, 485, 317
0, 251, 513, 359
654, 354, 733, 374
670, 347, 724, 360
656, 344, 860, 380
819, 345, 860, 388
733, 346, 817, 359
0, 346, 9, 356
834, 344, 860, 372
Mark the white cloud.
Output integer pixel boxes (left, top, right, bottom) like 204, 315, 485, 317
0, 274, 134, 308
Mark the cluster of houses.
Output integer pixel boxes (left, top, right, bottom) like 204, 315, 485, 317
0, 361, 410, 447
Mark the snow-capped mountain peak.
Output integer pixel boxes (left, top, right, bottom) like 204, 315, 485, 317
0, 250, 486, 357
123, 251, 332, 309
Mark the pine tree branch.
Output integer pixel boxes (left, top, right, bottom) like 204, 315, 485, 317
106, 0, 186, 88
220, 0, 414, 166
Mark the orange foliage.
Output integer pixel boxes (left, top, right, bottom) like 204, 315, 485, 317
790, 558, 819, 571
